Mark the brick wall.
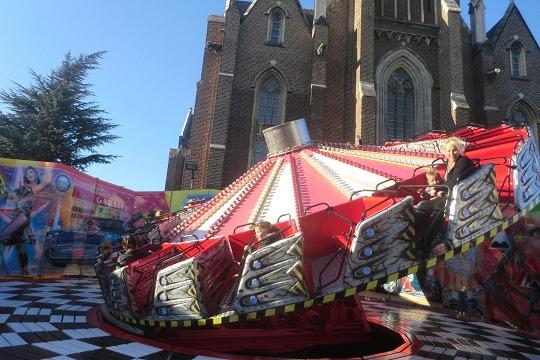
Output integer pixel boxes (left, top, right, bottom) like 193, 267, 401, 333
221, 0, 313, 185
181, 1, 540, 190
324, 0, 352, 142
186, 17, 224, 189
307, 19, 328, 141
206, 6, 242, 189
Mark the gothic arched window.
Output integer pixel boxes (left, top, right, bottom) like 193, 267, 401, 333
253, 78, 282, 163
268, 9, 285, 44
509, 40, 527, 78
510, 100, 538, 144
386, 68, 414, 140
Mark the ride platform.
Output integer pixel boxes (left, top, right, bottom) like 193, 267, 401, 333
0, 277, 539, 359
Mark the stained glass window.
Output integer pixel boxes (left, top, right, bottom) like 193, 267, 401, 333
510, 42, 525, 77
255, 78, 281, 163
271, 11, 282, 44
387, 68, 414, 140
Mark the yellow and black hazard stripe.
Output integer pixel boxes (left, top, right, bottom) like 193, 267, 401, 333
109, 197, 539, 329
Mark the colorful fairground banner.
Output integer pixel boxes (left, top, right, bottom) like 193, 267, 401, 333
0, 157, 217, 276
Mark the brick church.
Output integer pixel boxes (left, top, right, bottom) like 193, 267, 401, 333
165, 0, 540, 191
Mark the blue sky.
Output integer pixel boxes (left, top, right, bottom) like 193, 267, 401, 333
0, 0, 538, 191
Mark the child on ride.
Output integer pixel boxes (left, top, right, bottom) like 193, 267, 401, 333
419, 168, 446, 201
254, 221, 282, 247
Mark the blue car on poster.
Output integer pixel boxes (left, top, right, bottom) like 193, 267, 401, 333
43, 218, 126, 266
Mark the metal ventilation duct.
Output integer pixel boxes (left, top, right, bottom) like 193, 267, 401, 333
263, 118, 311, 155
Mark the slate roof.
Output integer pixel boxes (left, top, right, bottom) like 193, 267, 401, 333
486, 2, 539, 50
235, 0, 314, 28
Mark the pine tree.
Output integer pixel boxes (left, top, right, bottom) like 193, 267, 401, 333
0, 51, 119, 170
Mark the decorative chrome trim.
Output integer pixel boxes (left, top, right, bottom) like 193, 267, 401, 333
447, 164, 502, 247
234, 232, 308, 313
514, 137, 540, 210
345, 196, 417, 288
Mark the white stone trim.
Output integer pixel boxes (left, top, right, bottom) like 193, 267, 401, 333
219, 72, 234, 77
470, 0, 487, 44
311, 84, 327, 88
441, 0, 460, 14
314, 0, 327, 21
434, 0, 439, 25
210, 144, 226, 150
359, 81, 376, 97
420, 0, 425, 22
376, 48, 433, 144
208, 15, 226, 23
483, 106, 499, 112
450, 92, 470, 115
407, 0, 411, 21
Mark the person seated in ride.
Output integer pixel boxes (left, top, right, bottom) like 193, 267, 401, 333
116, 235, 149, 267
414, 137, 476, 255
97, 239, 116, 266
254, 220, 283, 248
419, 168, 446, 200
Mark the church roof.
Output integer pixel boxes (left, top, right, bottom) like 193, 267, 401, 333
303, 9, 314, 28
233, 1, 251, 15
486, 2, 515, 46
486, 2, 539, 50
239, 0, 313, 28
178, 108, 193, 150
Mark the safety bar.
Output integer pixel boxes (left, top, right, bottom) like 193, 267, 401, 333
303, 202, 331, 216
512, 135, 525, 154
349, 188, 397, 201
277, 213, 292, 223
179, 234, 199, 242
375, 178, 398, 191
395, 183, 450, 194
470, 156, 511, 166
317, 247, 347, 294
233, 222, 255, 234
413, 158, 446, 176
316, 222, 357, 294
498, 174, 513, 213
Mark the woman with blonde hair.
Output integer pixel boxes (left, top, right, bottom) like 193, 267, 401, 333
443, 137, 476, 193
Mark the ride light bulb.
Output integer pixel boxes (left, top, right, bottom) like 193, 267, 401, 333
365, 228, 375, 238
248, 278, 260, 288
363, 247, 373, 257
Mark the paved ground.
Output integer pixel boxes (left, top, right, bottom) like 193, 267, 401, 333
0, 278, 538, 359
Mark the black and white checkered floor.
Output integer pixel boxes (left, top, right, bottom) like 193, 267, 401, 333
0, 278, 538, 359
